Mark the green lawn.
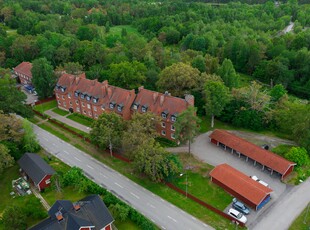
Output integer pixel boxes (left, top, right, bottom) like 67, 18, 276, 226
289, 203, 310, 230
27, 116, 41, 124
115, 220, 142, 230
33, 100, 57, 113
109, 25, 141, 36
67, 113, 94, 127
52, 107, 69, 116
0, 165, 47, 228
38, 123, 70, 142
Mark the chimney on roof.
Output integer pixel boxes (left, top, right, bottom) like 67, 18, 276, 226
107, 87, 112, 99
185, 94, 195, 106
164, 91, 170, 96
138, 86, 144, 91
153, 92, 158, 104
73, 202, 81, 211
159, 94, 165, 107
55, 211, 64, 222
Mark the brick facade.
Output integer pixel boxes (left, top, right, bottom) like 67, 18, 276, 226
56, 73, 194, 141
13, 62, 33, 85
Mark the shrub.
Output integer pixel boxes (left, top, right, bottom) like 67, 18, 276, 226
285, 147, 309, 167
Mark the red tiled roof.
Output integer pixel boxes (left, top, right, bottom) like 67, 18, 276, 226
210, 163, 273, 206
209, 130, 296, 175
133, 87, 193, 120
56, 73, 135, 114
14, 62, 33, 77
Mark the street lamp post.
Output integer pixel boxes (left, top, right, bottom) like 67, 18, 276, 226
180, 173, 188, 198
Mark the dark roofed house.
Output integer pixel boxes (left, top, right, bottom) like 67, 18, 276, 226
210, 164, 273, 210
13, 62, 33, 85
30, 195, 114, 230
209, 129, 296, 179
18, 153, 55, 192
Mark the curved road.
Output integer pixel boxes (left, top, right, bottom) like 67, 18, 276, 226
33, 125, 212, 230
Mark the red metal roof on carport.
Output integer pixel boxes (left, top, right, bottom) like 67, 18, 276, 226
210, 164, 273, 206
209, 130, 296, 175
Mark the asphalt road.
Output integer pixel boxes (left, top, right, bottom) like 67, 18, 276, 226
33, 124, 212, 230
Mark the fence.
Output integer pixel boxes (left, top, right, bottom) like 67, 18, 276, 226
34, 96, 55, 105
165, 182, 245, 227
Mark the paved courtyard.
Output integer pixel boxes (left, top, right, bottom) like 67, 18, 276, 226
187, 132, 294, 226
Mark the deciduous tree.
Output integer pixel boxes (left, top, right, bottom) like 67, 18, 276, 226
31, 58, 56, 98
0, 144, 14, 175
217, 58, 239, 89
204, 80, 231, 128
285, 147, 308, 167
2, 205, 27, 230
174, 106, 201, 154
90, 112, 125, 157
0, 111, 24, 142
22, 119, 40, 153
157, 63, 200, 97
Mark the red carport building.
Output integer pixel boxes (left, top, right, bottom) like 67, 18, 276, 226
210, 164, 273, 210
18, 153, 55, 192
209, 130, 296, 180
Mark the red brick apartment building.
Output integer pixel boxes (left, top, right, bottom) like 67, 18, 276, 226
13, 62, 33, 85
55, 73, 194, 141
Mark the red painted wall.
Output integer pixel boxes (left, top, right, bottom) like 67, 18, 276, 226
282, 165, 294, 179
211, 177, 258, 210
38, 174, 52, 191
105, 224, 111, 230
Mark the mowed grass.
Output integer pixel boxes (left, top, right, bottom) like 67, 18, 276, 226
109, 25, 140, 36
38, 123, 70, 142
289, 203, 310, 230
67, 113, 94, 127
52, 107, 69, 116
33, 100, 57, 113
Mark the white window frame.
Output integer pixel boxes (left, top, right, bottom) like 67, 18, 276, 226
94, 106, 97, 112
171, 125, 175, 131
161, 122, 166, 128
171, 133, 175, 139
87, 104, 91, 109
161, 130, 166, 136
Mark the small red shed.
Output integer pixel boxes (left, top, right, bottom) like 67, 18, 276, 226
18, 153, 55, 191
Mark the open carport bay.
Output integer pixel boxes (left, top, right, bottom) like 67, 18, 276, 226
191, 132, 293, 226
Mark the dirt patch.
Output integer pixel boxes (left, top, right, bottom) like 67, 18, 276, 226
227, 130, 296, 149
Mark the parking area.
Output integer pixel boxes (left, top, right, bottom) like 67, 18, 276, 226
191, 132, 292, 226
21, 86, 38, 105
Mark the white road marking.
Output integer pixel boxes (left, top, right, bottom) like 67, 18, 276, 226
161, 198, 165, 202
87, 165, 94, 170
130, 192, 140, 199
100, 173, 107, 178
161, 226, 166, 230
43, 137, 48, 141
203, 223, 209, 227
167, 215, 177, 223
147, 203, 156, 209
114, 182, 123, 188
74, 157, 81, 162
151, 218, 155, 223
191, 217, 196, 220
64, 150, 69, 154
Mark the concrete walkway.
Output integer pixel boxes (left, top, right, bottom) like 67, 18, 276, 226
45, 109, 91, 133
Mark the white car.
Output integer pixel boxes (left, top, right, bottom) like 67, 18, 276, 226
250, 175, 269, 187
228, 208, 247, 224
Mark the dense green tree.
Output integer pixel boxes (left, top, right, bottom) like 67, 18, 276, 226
0, 75, 33, 117
109, 203, 129, 222
107, 61, 147, 89
205, 54, 219, 74
90, 112, 125, 157
0, 111, 24, 142
133, 138, 180, 182
22, 119, 40, 153
270, 84, 287, 102
204, 80, 231, 128
285, 147, 309, 167
157, 63, 200, 97
122, 112, 160, 158
174, 106, 201, 154
217, 58, 239, 89
63, 62, 83, 75
31, 58, 56, 98
191, 55, 206, 73
2, 205, 27, 230
0, 144, 14, 175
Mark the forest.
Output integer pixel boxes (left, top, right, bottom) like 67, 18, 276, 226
0, 0, 309, 152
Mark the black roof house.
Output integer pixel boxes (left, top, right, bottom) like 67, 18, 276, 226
18, 153, 55, 185
30, 195, 114, 230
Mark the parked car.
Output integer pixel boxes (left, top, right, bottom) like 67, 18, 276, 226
232, 198, 250, 215
227, 208, 247, 224
250, 175, 269, 187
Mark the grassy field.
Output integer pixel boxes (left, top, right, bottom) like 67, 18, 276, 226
0, 165, 47, 228
38, 123, 70, 142
33, 100, 57, 113
109, 25, 141, 37
52, 107, 69, 116
289, 203, 310, 230
67, 113, 94, 127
